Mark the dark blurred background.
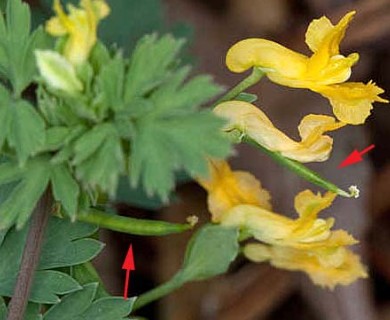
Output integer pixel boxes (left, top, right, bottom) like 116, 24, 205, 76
25, 0, 390, 319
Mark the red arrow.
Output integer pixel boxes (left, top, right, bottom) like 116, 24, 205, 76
122, 244, 135, 300
338, 144, 375, 168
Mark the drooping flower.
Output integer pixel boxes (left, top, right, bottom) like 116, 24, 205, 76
214, 101, 345, 162
196, 159, 271, 222
197, 160, 366, 287
244, 243, 367, 289
226, 11, 388, 124
46, 0, 110, 65
221, 189, 357, 248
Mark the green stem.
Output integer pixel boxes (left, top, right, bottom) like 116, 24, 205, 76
133, 274, 184, 311
214, 67, 264, 105
76, 209, 192, 236
244, 137, 353, 197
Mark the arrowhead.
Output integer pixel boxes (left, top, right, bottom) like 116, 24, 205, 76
122, 245, 135, 270
338, 150, 362, 168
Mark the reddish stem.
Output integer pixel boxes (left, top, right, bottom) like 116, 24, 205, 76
7, 189, 52, 320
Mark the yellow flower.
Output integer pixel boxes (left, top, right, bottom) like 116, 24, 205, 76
196, 159, 271, 222
221, 189, 357, 248
214, 101, 345, 162
244, 243, 367, 289
198, 160, 366, 288
226, 11, 388, 124
46, 0, 110, 65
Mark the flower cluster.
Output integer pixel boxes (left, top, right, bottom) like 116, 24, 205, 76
197, 11, 386, 288
198, 160, 367, 288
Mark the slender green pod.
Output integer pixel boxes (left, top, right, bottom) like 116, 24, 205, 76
76, 209, 192, 236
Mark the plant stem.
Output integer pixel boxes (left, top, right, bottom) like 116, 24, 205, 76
76, 209, 192, 236
133, 274, 184, 311
244, 136, 352, 197
7, 189, 52, 320
214, 67, 264, 105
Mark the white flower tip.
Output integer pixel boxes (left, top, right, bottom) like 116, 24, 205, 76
186, 215, 199, 227
348, 185, 360, 198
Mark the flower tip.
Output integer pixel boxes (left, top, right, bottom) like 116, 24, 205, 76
348, 185, 360, 198
186, 215, 199, 227
344, 10, 357, 21
337, 185, 359, 198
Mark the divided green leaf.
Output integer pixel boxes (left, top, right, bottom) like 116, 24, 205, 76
39, 217, 103, 269
73, 123, 125, 196
0, 217, 104, 304
0, 0, 49, 95
0, 86, 46, 165
51, 163, 80, 219
71, 262, 109, 299
0, 158, 50, 230
122, 36, 231, 199
7, 100, 46, 165
0, 157, 83, 228
43, 284, 135, 320
124, 34, 184, 102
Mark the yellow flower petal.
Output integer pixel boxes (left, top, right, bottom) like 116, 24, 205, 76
214, 101, 344, 162
306, 11, 356, 74
244, 243, 367, 289
196, 159, 271, 222
305, 15, 334, 53
314, 81, 389, 124
294, 190, 336, 220
46, 0, 110, 65
226, 38, 308, 77
46, 16, 68, 36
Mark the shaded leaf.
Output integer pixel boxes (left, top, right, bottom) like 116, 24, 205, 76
71, 262, 109, 299
43, 283, 97, 320
0, 0, 50, 95
24, 303, 43, 320
0, 158, 50, 230
124, 34, 184, 102
29, 271, 81, 304
0, 217, 103, 304
98, 55, 125, 111
73, 123, 124, 195
39, 218, 103, 269
8, 101, 46, 165
81, 297, 135, 320
0, 297, 6, 320
130, 111, 229, 200
179, 224, 239, 281
51, 164, 80, 219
